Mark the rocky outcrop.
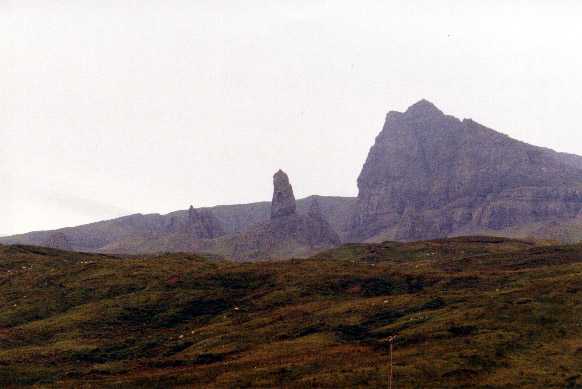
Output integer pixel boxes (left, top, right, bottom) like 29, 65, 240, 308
350, 99, 582, 242
182, 205, 224, 239
271, 170, 296, 219
204, 171, 342, 260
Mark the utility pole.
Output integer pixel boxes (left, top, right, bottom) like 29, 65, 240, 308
386, 335, 397, 389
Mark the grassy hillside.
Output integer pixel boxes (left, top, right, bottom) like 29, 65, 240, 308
1, 237, 581, 388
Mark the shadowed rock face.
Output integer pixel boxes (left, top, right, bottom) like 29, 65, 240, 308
350, 99, 582, 242
271, 170, 296, 219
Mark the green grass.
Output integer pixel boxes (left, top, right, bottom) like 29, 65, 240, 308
0, 237, 581, 387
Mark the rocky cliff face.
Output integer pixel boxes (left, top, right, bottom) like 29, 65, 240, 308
350, 100, 582, 242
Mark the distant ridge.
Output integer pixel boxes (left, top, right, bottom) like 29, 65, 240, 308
0, 190, 354, 259
4, 99, 582, 256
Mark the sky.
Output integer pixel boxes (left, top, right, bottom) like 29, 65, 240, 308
2, 0, 582, 236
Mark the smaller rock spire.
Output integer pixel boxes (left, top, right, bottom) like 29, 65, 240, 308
308, 197, 323, 219
188, 205, 197, 220
184, 205, 225, 239
271, 170, 296, 219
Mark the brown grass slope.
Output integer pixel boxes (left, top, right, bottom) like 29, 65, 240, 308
0, 237, 581, 388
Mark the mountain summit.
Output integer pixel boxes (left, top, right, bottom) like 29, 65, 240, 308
350, 101, 582, 242
403, 99, 444, 118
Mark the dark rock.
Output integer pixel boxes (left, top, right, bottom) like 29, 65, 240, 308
271, 170, 296, 219
350, 99, 582, 242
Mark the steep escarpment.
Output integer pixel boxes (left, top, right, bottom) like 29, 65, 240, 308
350, 100, 582, 242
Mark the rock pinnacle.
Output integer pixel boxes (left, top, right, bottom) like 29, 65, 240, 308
271, 170, 296, 219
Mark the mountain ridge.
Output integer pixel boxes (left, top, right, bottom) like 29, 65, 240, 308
5, 99, 582, 256
0, 195, 356, 254
350, 99, 582, 243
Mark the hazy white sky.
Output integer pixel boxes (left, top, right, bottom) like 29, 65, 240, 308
2, 0, 582, 236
